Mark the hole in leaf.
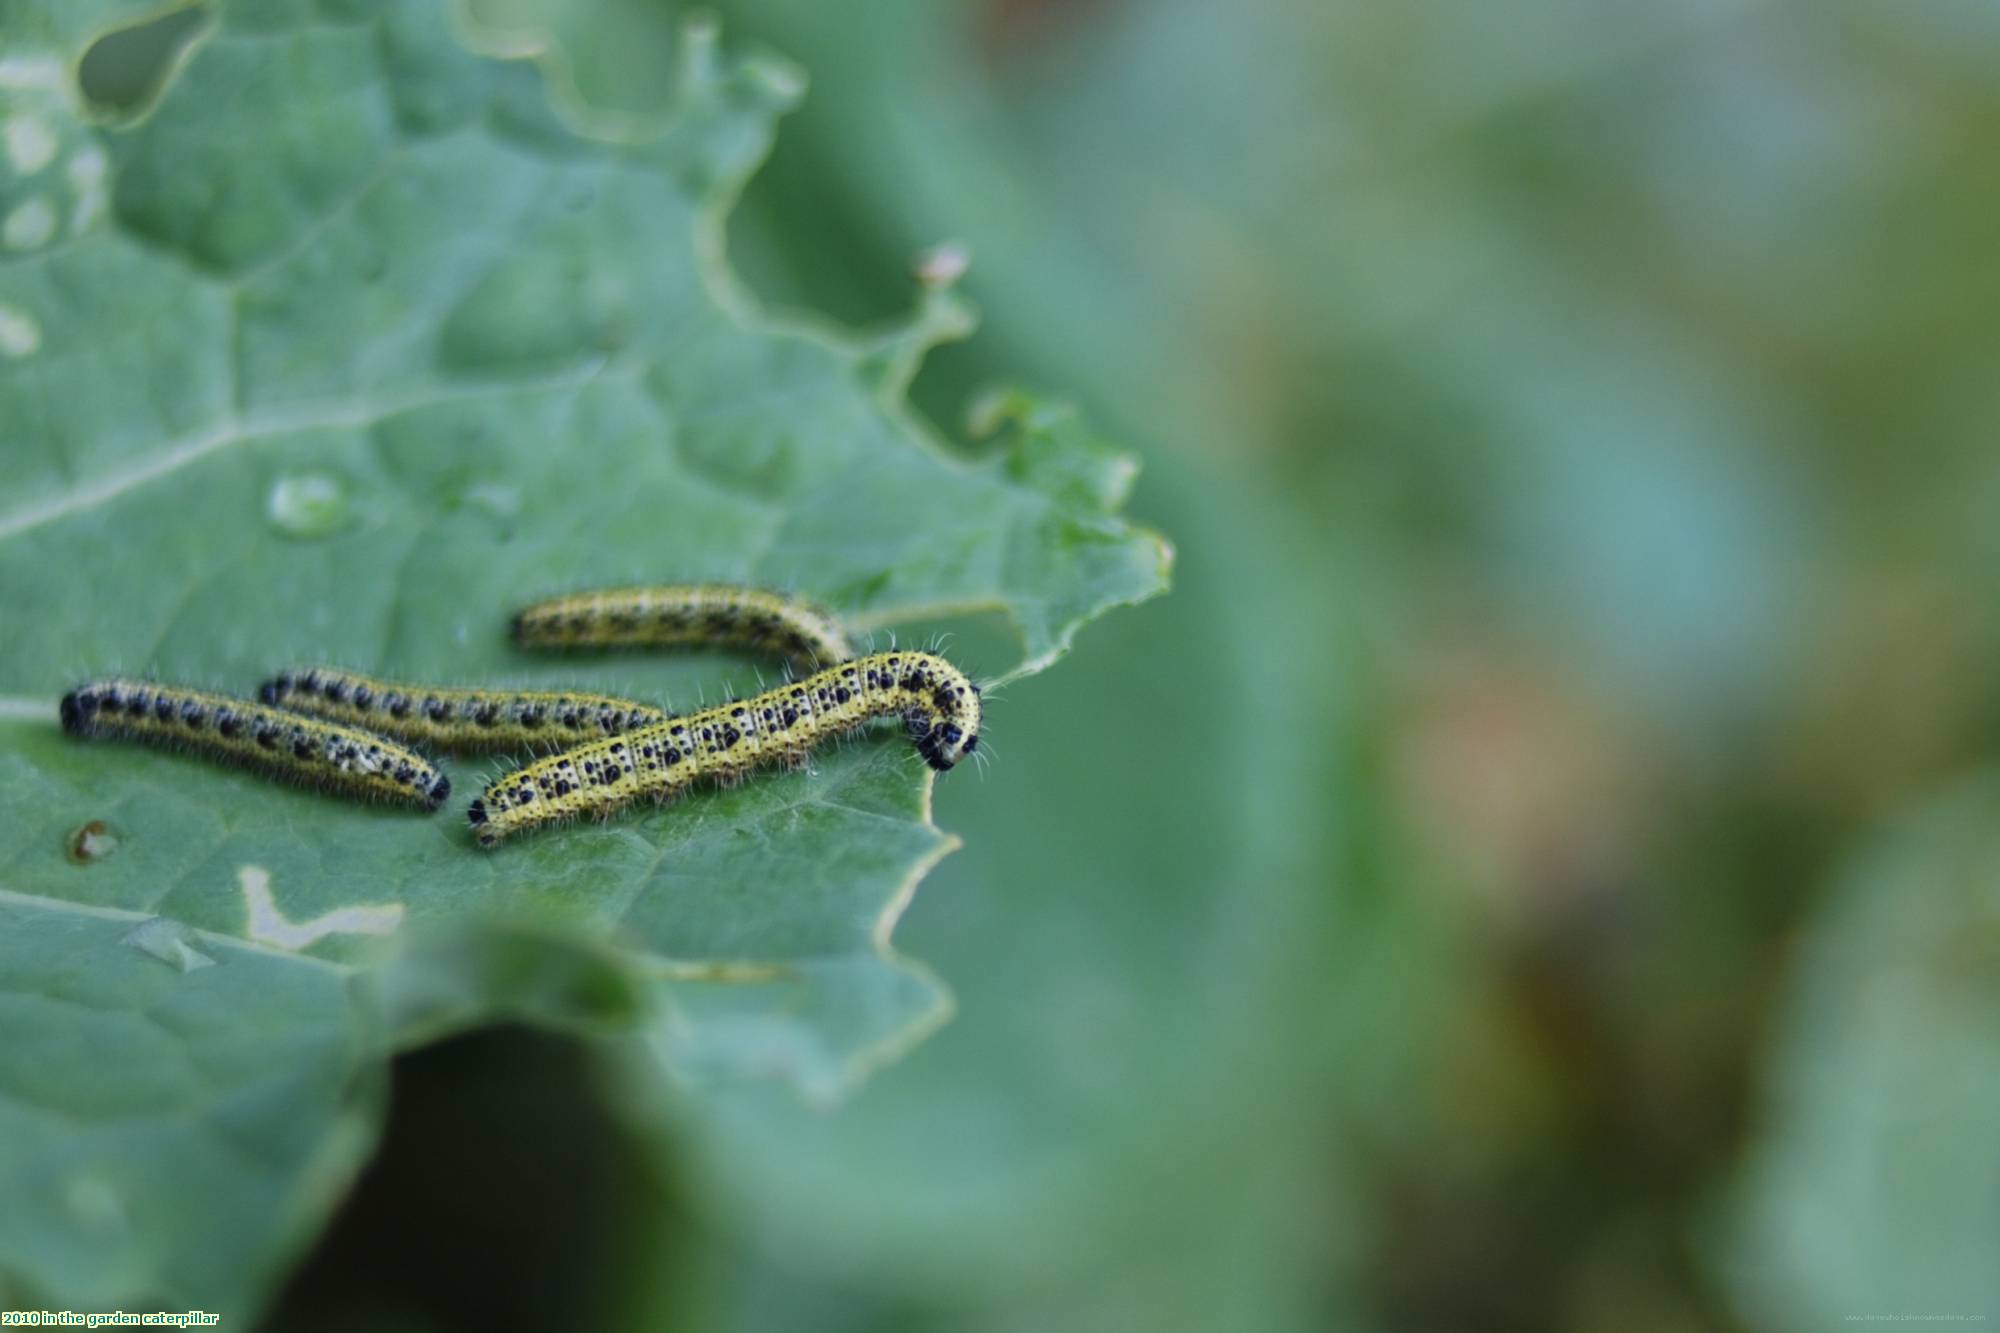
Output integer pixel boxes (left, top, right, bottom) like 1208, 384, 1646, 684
266, 1027, 682, 1332
77, 5, 212, 122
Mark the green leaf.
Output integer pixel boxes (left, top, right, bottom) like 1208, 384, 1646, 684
0, 893, 384, 1313
1715, 775, 2000, 1329
0, 0, 1167, 1316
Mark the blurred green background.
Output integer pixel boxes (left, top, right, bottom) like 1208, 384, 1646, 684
214, 0, 1997, 1327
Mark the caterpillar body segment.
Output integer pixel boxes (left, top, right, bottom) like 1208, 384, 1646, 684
469, 651, 980, 847
511, 584, 853, 668
258, 667, 666, 753
60, 679, 450, 810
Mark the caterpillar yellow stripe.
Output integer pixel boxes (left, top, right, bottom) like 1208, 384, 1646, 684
60, 679, 450, 810
468, 651, 980, 847
258, 667, 666, 753
512, 584, 853, 667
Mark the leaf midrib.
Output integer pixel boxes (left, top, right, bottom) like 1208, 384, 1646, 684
0, 358, 621, 542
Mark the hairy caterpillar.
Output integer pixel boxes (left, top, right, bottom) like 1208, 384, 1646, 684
468, 651, 980, 847
60, 680, 450, 810
258, 667, 666, 753
512, 585, 853, 668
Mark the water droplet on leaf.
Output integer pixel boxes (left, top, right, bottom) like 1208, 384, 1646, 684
0, 301, 42, 358
267, 473, 348, 539
3, 194, 56, 249
3, 114, 57, 174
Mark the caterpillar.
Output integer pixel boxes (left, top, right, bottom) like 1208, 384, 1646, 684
59, 679, 450, 810
512, 584, 853, 668
258, 667, 667, 753
468, 651, 980, 847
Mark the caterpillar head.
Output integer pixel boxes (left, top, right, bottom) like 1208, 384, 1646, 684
908, 714, 979, 771
59, 686, 93, 733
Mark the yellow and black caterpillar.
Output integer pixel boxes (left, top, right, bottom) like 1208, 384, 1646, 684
468, 651, 979, 847
60, 679, 450, 810
512, 584, 853, 668
258, 667, 666, 752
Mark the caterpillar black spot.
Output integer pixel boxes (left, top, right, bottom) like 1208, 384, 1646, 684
60, 680, 449, 811
258, 667, 667, 753
511, 584, 853, 668
470, 651, 980, 847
